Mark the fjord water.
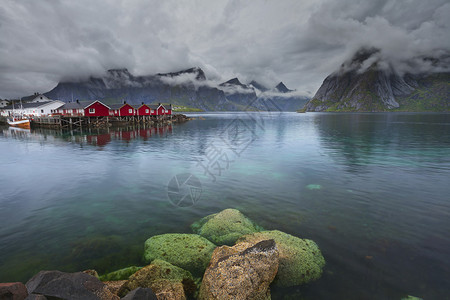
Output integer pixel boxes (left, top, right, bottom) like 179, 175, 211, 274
0, 112, 449, 299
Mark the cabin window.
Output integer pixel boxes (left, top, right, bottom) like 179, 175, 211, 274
89, 108, 95, 113
40, 96, 43, 99
129, 109, 133, 113
146, 109, 149, 113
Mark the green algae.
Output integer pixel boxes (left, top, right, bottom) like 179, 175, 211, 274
118, 259, 196, 298
191, 208, 264, 246
238, 230, 326, 287
143, 233, 216, 276
401, 296, 423, 300
99, 266, 142, 281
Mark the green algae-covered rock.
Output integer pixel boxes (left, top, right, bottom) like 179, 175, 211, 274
401, 296, 423, 300
237, 230, 325, 287
118, 259, 196, 298
191, 208, 263, 246
144, 233, 216, 276
99, 266, 142, 281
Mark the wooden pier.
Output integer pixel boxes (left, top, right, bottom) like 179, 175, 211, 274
31, 114, 179, 129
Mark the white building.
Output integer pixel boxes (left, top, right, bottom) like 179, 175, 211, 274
0, 100, 10, 108
29, 94, 52, 103
1, 100, 64, 117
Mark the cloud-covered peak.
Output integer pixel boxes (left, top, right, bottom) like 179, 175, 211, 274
275, 82, 293, 93
249, 80, 269, 92
157, 67, 206, 81
0, 0, 449, 98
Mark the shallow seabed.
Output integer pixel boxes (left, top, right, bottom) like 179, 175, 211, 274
0, 112, 449, 299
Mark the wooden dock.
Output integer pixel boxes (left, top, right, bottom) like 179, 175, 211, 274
31, 115, 178, 129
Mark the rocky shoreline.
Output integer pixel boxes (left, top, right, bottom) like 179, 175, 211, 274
0, 209, 326, 300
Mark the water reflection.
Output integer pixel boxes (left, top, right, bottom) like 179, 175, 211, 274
315, 113, 450, 172
1, 125, 173, 147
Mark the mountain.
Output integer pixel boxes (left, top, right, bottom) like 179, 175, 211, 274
45, 68, 239, 111
218, 78, 258, 109
305, 48, 450, 112
249, 80, 269, 92
157, 67, 206, 81
254, 82, 309, 111
274, 82, 293, 93
42, 67, 309, 111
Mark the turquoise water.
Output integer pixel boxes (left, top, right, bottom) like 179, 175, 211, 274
0, 112, 449, 299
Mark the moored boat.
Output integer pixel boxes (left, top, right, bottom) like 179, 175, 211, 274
7, 117, 31, 129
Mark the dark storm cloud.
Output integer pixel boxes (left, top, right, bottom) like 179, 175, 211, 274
0, 0, 448, 98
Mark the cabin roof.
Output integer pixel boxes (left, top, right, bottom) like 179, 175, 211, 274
58, 101, 86, 109
109, 103, 134, 110
3, 101, 55, 109
83, 100, 110, 109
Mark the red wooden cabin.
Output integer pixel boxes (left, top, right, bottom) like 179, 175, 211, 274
110, 103, 136, 116
148, 103, 172, 116
84, 100, 110, 117
136, 103, 152, 116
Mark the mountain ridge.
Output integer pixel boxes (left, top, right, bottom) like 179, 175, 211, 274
42, 68, 308, 111
305, 48, 450, 112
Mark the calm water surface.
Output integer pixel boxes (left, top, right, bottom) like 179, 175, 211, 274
0, 112, 449, 299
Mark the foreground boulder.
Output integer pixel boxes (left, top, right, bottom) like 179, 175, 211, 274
103, 280, 126, 295
238, 230, 325, 287
26, 270, 119, 300
0, 282, 28, 299
191, 208, 263, 246
118, 259, 196, 299
99, 266, 142, 281
199, 239, 279, 300
144, 233, 216, 276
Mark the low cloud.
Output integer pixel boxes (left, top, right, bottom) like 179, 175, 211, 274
0, 0, 448, 99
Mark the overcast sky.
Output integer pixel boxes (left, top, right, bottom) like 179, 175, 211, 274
0, 0, 449, 99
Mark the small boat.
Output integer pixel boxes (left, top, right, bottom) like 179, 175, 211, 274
7, 117, 31, 129
7, 98, 31, 129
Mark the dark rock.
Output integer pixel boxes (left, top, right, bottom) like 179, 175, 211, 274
0, 282, 28, 300
26, 270, 119, 300
199, 239, 279, 300
120, 287, 157, 300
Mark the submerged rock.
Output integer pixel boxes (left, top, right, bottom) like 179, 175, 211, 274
191, 208, 263, 246
0, 282, 28, 299
99, 266, 142, 281
144, 233, 216, 276
199, 239, 279, 300
118, 259, 195, 299
26, 270, 119, 300
238, 230, 325, 287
